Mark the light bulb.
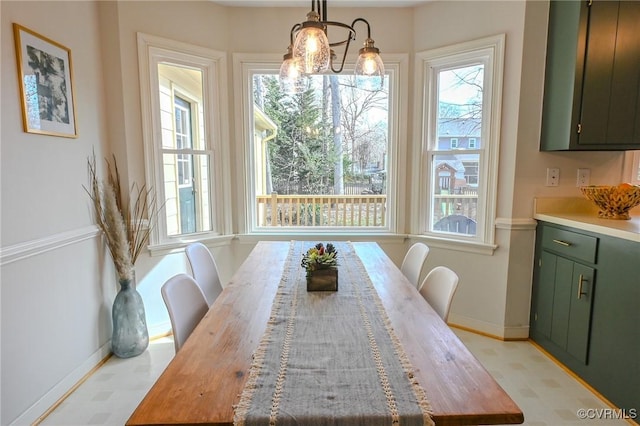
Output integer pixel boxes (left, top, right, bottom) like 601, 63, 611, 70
355, 38, 384, 87
293, 11, 330, 74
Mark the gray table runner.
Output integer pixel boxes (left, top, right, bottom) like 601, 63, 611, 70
234, 241, 434, 426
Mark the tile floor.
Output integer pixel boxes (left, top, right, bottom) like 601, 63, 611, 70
39, 330, 633, 426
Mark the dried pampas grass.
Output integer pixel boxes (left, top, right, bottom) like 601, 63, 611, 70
86, 153, 160, 281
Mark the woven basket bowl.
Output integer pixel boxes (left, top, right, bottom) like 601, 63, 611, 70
580, 185, 640, 220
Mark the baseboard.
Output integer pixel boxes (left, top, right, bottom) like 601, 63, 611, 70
448, 313, 530, 340
148, 321, 171, 338
13, 341, 112, 426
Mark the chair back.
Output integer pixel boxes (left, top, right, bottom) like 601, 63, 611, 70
161, 273, 209, 353
400, 243, 430, 287
185, 242, 223, 307
418, 266, 459, 322
433, 215, 477, 235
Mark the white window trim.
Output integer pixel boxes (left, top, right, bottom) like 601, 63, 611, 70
137, 33, 232, 251
412, 34, 505, 250
232, 53, 409, 236
623, 151, 640, 185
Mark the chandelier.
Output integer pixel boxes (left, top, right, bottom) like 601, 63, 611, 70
279, 0, 384, 82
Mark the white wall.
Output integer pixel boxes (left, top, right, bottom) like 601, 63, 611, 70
1, 1, 111, 424
411, 0, 627, 337
411, 0, 531, 337
1, 1, 631, 424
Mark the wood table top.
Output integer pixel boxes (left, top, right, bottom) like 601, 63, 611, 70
126, 241, 523, 426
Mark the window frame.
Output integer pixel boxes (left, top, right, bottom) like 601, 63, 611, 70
413, 34, 505, 251
232, 53, 409, 236
137, 33, 232, 251
624, 151, 640, 185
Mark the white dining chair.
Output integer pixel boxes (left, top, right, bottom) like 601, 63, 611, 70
185, 242, 223, 307
418, 266, 459, 322
161, 273, 209, 353
400, 242, 430, 288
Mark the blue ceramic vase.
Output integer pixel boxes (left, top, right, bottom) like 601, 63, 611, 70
111, 275, 149, 358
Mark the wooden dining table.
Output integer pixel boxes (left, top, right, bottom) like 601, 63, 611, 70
126, 241, 524, 426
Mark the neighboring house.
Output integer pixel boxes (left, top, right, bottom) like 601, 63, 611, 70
437, 117, 481, 150
436, 118, 481, 194
253, 105, 278, 196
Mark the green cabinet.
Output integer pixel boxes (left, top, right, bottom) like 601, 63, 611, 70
531, 225, 596, 364
531, 221, 640, 415
540, 1, 640, 151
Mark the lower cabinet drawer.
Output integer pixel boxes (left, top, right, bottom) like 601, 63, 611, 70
540, 225, 598, 263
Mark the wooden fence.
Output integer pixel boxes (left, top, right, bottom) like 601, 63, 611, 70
255, 193, 478, 227
256, 193, 387, 227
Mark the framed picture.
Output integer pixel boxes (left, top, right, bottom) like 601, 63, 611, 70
13, 23, 78, 138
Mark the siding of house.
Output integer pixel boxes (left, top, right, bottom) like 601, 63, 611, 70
0, 1, 629, 424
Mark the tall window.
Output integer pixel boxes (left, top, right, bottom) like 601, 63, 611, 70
629, 151, 640, 185
416, 35, 504, 245
138, 33, 230, 246
237, 57, 402, 233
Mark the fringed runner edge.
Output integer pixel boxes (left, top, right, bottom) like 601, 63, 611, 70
233, 241, 296, 426
345, 242, 435, 426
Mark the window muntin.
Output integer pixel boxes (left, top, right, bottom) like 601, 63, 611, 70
430, 63, 484, 237
138, 33, 230, 247
245, 67, 396, 233
417, 35, 504, 245
157, 65, 212, 236
174, 96, 194, 188
629, 151, 640, 185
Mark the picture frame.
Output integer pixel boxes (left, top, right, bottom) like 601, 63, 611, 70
13, 23, 78, 138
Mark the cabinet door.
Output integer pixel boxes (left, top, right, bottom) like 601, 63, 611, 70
542, 253, 595, 364
567, 263, 595, 364
533, 251, 558, 339
579, 1, 640, 148
539, 0, 584, 151
550, 256, 573, 349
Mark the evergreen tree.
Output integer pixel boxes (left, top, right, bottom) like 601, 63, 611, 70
262, 76, 335, 194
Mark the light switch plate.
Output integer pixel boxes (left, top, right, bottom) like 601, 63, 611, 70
546, 168, 559, 187
577, 168, 590, 187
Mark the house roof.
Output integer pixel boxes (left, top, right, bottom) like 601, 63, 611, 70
438, 118, 481, 138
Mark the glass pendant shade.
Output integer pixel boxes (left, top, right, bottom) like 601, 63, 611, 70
279, 3, 384, 81
279, 50, 305, 92
355, 40, 384, 78
293, 14, 330, 74
279, 50, 303, 81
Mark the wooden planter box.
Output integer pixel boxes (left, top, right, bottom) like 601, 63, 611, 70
306, 268, 338, 292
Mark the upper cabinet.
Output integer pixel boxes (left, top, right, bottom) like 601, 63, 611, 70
540, 1, 640, 151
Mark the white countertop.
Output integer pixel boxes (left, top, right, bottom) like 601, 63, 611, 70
533, 198, 640, 243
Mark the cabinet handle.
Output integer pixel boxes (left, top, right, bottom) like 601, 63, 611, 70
578, 274, 588, 299
553, 239, 571, 247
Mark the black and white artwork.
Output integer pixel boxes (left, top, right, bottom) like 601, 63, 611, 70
14, 24, 77, 138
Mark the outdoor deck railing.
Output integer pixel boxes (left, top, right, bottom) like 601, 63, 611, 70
256, 192, 479, 227
432, 194, 478, 223
256, 193, 387, 227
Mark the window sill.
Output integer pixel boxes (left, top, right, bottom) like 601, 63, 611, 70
148, 234, 235, 257
407, 234, 498, 256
